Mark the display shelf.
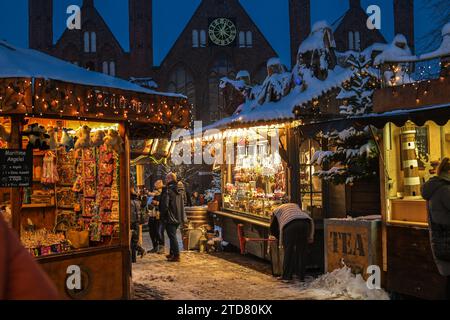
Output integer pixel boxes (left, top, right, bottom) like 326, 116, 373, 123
21, 203, 55, 209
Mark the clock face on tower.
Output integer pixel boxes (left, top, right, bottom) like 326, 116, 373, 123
208, 18, 237, 46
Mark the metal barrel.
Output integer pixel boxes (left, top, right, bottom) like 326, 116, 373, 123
185, 206, 209, 228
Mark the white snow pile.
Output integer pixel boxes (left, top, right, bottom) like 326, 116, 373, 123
219, 77, 246, 90
307, 265, 390, 300
267, 57, 282, 68
236, 70, 250, 80
298, 21, 336, 54
374, 34, 417, 65
421, 22, 450, 60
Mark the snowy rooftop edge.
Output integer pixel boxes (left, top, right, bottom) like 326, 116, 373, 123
0, 41, 186, 99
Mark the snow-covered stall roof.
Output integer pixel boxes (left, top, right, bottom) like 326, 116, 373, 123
206, 65, 355, 131
0, 41, 184, 98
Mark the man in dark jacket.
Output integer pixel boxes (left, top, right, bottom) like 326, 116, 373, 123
159, 173, 187, 262
422, 157, 450, 300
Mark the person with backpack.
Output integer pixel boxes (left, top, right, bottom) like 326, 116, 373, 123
422, 157, 450, 300
159, 173, 187, 262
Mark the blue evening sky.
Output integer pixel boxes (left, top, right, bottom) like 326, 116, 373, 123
0, 0, 437, 67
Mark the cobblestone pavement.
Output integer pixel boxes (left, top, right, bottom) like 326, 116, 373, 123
132, 249, 343, 300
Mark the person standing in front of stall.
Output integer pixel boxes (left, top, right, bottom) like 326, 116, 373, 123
130, 189, 146, 263
270, 203, 314, 282
159, 173, 187, 262
422, 157, 450, 300
147, 180, 165, 254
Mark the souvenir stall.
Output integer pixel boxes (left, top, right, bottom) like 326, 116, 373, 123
0, 41, 190, 299
206, 124, 292, 260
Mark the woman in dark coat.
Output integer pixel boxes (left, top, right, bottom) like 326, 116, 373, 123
422, 158, 450, 300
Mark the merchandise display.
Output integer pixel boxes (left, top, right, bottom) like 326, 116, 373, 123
383, 120, 450, 225
19, 119, 122, 256
222, 135, 287, 219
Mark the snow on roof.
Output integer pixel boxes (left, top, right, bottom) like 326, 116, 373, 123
236, 70, 250, 79
267, 57, 282, 67
0, 41, 184, 99
207, 66, 355, 130
298, 20, 335, 54
420, 22, 450, 60
373, 34, 417, 65
129, 77, 159, 89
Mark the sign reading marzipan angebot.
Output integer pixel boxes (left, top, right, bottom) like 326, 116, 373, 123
0, 149, 33, 187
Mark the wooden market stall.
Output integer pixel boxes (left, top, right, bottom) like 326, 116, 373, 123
374, 77, 450, 299
194, 23, 385, 272
0, 41, 190, 300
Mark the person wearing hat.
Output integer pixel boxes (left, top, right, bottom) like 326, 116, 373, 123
423, 158, 450, 300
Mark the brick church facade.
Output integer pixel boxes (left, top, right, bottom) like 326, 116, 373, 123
29, 0, 414, 124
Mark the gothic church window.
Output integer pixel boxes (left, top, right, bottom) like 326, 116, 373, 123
209, 55, 235, 121
84, 32, 90, 53
167, 66, 196, 117
84, 31, 97, 53
246, 31, 253, 47
200, 30, 207, 47
348, 31, 354, 50
192, 30, 199, 48
239, 31, 246, 48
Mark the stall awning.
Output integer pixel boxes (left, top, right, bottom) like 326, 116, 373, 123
297, 103, 450, 137
0, 41, 192, 133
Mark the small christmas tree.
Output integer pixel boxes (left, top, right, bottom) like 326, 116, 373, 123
312, 54, 380, 185
338, 55, 377, 116
312, 127, 379, 185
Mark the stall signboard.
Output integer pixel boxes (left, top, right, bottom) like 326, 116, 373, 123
324, 219, 382, 279
0, 149, 33, 187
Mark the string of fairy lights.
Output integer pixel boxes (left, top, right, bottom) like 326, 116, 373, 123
0, 78, 193, 131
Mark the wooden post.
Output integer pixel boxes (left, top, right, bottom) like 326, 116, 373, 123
287, 127, 300, 204
10, 116, 23, 235
119, 122, 132, 299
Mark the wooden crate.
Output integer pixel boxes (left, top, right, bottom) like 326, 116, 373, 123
324, 219, 382, 278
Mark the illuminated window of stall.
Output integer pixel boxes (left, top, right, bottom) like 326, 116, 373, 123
383, 120, 450, 226
299, 138, 323, 220
223, 128, 287, 219
19, 118, 122, 257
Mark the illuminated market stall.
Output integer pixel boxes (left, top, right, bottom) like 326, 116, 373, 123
0, 41, 190, 299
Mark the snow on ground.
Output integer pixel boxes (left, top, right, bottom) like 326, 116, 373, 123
132, 234, 389, 300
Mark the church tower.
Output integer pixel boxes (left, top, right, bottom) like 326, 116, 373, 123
28, 0, 53, 52
129, 0, 154, 76
394, 0, 415, 53
289, 0, 311, 67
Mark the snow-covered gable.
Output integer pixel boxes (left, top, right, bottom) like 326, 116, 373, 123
0, 41, 183, 98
